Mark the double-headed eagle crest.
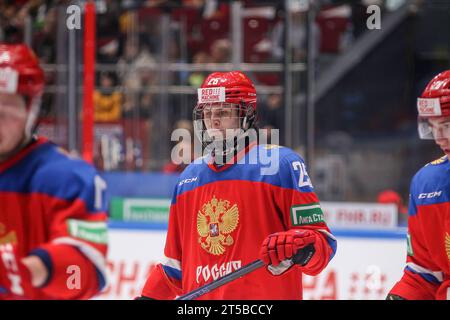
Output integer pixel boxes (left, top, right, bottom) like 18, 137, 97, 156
197, 196, 239, 255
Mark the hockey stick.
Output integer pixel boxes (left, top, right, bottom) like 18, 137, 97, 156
176, 244, 315, 300
176, 259, 265, 300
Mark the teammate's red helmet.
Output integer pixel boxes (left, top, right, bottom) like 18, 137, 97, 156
0, 43, 45, 101
200, 71, 257, 109
0, 44, 45, 140
417, 70, 450, 139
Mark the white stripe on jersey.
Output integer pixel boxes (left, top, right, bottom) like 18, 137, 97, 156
163, 256, 181, 271
406, 262, 443, 282
52, 237, 108, 289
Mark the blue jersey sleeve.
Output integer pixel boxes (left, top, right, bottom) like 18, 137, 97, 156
277, 150, 315, 193
32, 157, 108, 214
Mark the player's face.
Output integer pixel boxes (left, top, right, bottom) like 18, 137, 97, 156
0, 93, 28, 158
428, 116, 450, 156
202, 103, 240, 140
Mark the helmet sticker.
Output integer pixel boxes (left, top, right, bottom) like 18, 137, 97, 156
417, 98, 442, 116
0, 52, 10, 64
0, 67, 18, 94
198, 87, 226, 103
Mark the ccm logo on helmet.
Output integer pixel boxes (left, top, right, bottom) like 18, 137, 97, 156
418, 191, 442, 199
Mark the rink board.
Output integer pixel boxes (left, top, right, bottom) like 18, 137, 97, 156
95, 223, 407, 300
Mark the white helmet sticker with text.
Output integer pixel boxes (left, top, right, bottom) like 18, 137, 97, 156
417, 98, 442, 116
0, 67, 18, 93
198, 87, 226, 104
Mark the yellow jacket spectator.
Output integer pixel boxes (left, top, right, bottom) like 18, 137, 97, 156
94, 90, 122, 122
94, 71, 122, 122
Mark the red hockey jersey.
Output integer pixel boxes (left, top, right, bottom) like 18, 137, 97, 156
142, 143, 337, 299
390, 155, 450, 300
0, 137, 108, 299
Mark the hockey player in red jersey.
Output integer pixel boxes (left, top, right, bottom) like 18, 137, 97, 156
139, 71, 336, 299
0, 44, 108, 299
388, 70, 450, 300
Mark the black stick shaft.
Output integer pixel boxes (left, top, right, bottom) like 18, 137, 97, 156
176, 259, 265, 300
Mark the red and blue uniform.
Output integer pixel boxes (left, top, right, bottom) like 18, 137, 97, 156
142, 143, 337, 299
0, 137, 108, 299
389, 155, 450, 300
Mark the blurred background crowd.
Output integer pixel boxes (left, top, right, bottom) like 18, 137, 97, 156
1, 0, 449, 225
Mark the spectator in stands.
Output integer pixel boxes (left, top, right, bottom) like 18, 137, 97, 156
168, 38, 189, 85
98, 38, 120, 64
138, 10, 162, 56
0, 0, 25, 42
121, 93, 135, 119
123, 91, 154, 120
270, 7, 320, 63
188, 51, 211, 87
138, 92, 154, 119
119, 40, 157, 145
94, 71, 123, 122
209, 38, 231, 63
117, 38, 140, 73
96, 0, 121, 62
258, 93, 285, 145
258, 93, 284, 129
33, 5, 57, 63
121, 45, 157, 91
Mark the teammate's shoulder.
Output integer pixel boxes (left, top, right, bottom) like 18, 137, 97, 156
29, 140, 106, 212
33, 141, 99, 187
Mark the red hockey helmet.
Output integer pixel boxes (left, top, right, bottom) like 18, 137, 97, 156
198, 71, 257, 109
417, 70, 450, 139
0, 43, 45, 138
0, 43, 44, 99
193, 71, 258, 150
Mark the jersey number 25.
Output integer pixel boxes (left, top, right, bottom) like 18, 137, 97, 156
292, 161, 313, 189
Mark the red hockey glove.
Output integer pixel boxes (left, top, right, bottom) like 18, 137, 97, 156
260, 229, 316, 275
0, 243, 35, 299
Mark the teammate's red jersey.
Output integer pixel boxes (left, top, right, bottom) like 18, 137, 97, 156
0, 137, 108, 299
389, 156, 450, 300
142, 143, 337, 299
